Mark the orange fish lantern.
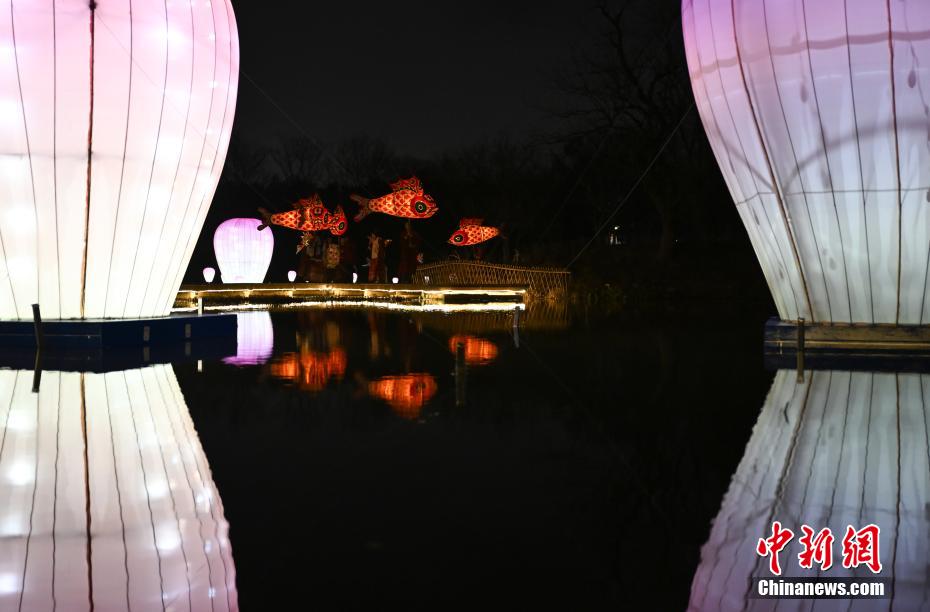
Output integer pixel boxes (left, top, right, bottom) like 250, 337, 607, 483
368, 374, 438, 420
448, 219, 499, 246
258, 194, 348, 236
448, 335, 498, 366
350, 176, 438, 221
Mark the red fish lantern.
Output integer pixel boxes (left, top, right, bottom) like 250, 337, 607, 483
258, 194, 348, 236
350, 176, 438, 221
448, 219, 500, 246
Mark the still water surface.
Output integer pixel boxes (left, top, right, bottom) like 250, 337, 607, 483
1, 306, 927, 609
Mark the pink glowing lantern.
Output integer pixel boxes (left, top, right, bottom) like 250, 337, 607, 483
0, 364, 238, 608
223, 311, 274, 366
683, 0, 930, 324
203, 267, 216, 284
213, 218, 273, 283
0, 1, 240, 320
287, 270, 297, 282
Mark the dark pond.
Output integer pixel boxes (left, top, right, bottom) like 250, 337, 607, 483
2, 305, 927, 610
178, 306, 773, 609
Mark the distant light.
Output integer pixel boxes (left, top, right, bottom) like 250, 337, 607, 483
203, 267, 216, 283
287, 270, 297, 282
613, 226, 620, 231
197, 359, 203, 373
0, 573, 19, 595
352, 272, 358, 283
7, 462, 33, 486
423, 275, 430, 284
392, 277, 399, 284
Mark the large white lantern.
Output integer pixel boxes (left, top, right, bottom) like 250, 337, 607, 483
690, 369, 929, 609
213, 218, 273, 283
683, 0, 930, 325
0, 364, 238, 609
0, 1, 239, 320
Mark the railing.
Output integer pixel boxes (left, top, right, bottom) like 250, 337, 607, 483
412, 260, 570, 300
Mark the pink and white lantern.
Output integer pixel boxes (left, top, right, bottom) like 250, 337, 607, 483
683, 0, 930, 325
213, 218, 273, 283
0, 364, 238, 610
202, 267, 216, 284
223, 311, 274, 366
287, 270, 297, 282
0, 0, 240, 320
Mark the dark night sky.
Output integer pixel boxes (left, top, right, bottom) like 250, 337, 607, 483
231, 1, 600, 156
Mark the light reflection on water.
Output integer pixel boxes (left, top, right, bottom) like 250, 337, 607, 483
690, 369, 930, 611
0, 365, 237, 611
10, 303, 930, 609
223, 311, 274, 367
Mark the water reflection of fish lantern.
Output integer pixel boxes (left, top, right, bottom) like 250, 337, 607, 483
368, 375, 439, 420
448, 335, 499, 366
269, 349, 347, 392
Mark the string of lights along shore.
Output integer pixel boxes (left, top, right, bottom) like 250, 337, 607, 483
0, 0, 239, 320
683, 0, 930, 325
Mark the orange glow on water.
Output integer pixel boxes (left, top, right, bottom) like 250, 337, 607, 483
448, 334, 498, 366
368, 374, 438, 420
270, 348, 347, 391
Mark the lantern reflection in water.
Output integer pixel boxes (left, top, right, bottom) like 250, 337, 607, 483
690, 369, 930, 611
0, 365, 237, 610
269, 348, 347, 392
368, 374, 439, 420
223, 311, 274, 367
448, 335, 498, 366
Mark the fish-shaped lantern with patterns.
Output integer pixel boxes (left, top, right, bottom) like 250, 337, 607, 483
350, 176, 438, 221
258, 194, 348, 236
448, 219, 500, 246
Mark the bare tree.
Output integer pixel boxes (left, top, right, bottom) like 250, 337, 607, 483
553, 0, 715, 261
269, 135, 325, 185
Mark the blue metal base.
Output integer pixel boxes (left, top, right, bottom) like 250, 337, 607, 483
0, 313, 237, 349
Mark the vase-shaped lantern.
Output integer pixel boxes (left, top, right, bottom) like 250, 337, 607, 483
0, 1, 239, 319
683, 0, 930, 325
0, 364, 238, 608
213, 218, 273, 283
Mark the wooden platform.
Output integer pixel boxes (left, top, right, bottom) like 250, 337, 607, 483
764, 317, 930, 353
174, 283, 528, 311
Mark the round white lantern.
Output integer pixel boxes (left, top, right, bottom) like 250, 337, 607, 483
287, 270, 297, 283
213, 218, 273, 284
0, 1, 239, 319
683, 0, 930, 325
203, 267, 216, 284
